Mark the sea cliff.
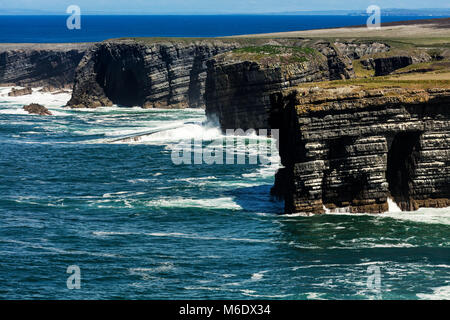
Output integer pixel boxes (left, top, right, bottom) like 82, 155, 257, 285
0, 26, 448, 215
0, 43, 91, 88
271, 85, 450, 214
67, 39, 239, 109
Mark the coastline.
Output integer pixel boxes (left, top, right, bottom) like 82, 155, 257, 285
0, 15, 449, 301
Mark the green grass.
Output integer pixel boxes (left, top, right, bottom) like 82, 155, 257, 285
352, 60, 375, 78
228, 45, 320, 65
233, 45, 316, 55
301, 77, 450, 90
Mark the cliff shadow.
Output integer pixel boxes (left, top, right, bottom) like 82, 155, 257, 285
386, 131, 422, 210
229, 184, 284, 215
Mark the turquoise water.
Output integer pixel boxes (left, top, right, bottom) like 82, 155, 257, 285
0, 88, 449, 300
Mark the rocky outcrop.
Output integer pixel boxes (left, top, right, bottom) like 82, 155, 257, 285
271, 86, 450, 214
374, 56, 414, 76
23, 103, 52, 116
8, 87, 32, 97
311, 42, 355, 80
67, 40, 239, 109
373, 52, 432, 76
333, 42, 390, 60
0, 43, 90, 88
205, 44, 354, 131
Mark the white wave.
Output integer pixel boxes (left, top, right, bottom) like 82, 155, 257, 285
137, 123, 222, 143
324, 207, 352, 214
242, 155, 281, 179
92, 230, 275, 244
319, 206, 450, 225
0, 86, 71, 107
417, 285, 450, 300
241, 291, 294, 298
327, 242, 417, 250
146, 196, 242, 210
102, 191, 146, 198
381, 207, 450, 225
251, 270, 269, 281
283, 212, 316, 217
184, 286, 238, 293
93, 231, 133, 237
0, 108, 29, 115
306, 292, 326, 300
129, 263, 175, 276
127, 178, 154, 184
387, 198, 402, 212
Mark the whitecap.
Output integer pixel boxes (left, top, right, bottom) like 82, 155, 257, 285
145, 196, 242, 210
251, 270, 269, 281
387, 197, 402, 212
417, 285, 450, 300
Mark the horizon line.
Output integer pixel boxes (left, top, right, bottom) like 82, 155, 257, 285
0, 8, 450, 16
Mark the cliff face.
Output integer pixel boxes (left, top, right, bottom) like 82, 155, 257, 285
0, 44, 90, 88
67, 40, 238, 109
333, 42, 390, 60
205, 51, 331, 130
205, 43, 354, 131
271, 87, 450, 214
361, 51, 432, 76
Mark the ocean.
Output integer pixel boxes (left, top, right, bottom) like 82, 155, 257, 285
0, 88, 449, 300
0, 15, 448, 42
0, 15, 449, 300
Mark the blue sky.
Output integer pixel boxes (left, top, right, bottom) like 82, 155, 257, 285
0, 0, 449, 14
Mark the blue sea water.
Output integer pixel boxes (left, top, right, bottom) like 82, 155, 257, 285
0, 89, 449, 300
0, 15, 448, 42
0, 14, 449, 300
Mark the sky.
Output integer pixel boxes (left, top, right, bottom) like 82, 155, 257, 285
0, 0, 449, 14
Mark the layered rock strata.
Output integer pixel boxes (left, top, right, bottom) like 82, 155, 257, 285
271, 86, 450, 214
67, 40, 238, 109
361, 51, 432, 76
0, 43, 90, 88
205, 44, 354, 131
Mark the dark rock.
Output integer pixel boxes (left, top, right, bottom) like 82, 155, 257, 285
374, 56, 414, 76
23, 103, 52, 116
0, 43, 90, 88
271, 87, 450, 214
360, 58, 376, 70
374, 52, 431, 76
67, 40, 239, 109
313, 41, 355, 80
205, 43, 354, 132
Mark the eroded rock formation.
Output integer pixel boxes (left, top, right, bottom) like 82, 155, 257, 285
271, 87, 450, 214
360, 51, 432, 76
8, 87, 32, 97
333, 42, 390, 60
67, 40, 239, 109
205, 43, 355, 131
0, 44, 90, 88
23, 103, 52, 116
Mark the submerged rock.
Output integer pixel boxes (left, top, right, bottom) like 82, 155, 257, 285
23, 103, 52, 116
8, 87, 32, 97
